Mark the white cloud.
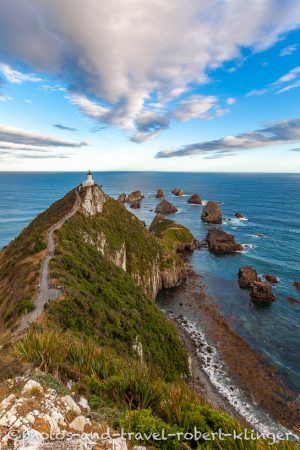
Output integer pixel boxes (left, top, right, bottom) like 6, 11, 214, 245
0, 94, 13, 102
272, 66, 300, 85
172, 95, 217, 121
279, 44, 298, 56
246, 88, 268, 97
0, 63, 42, 84
226, 97, 236, 105
0, 1, 300, 139
276, 79, 300, 94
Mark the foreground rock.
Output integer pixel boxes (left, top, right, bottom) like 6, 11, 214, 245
187, 194, 202, 205
127, 190, 143, 203
172, 188, 184, 196
205, 228, 243, 253
293, 281, 300, 292
251, 281, 276, 304
238, 266, 260, 288
155, 199, 178, 215
201, 201, 222, 224
130, 200, 141, 209
265, 274, 279, 284
118, 193, 127, 203
150, 214, 195, 252
156, 188, 164, 198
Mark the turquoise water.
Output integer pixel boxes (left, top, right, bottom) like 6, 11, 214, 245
0, 171, 299, 392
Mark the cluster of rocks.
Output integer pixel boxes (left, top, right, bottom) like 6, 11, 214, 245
204, 228, 243, 253
238, 266, 277, 304
0, 378, 144, 450
172, 188, 184, 196
118, 190, 144, 209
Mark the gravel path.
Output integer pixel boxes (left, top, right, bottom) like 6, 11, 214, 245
18, 188, 81, 332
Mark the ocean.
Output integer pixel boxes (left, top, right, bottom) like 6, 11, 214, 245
0, 171, 299, 402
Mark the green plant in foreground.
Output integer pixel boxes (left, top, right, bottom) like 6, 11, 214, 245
16, 297, 35, 316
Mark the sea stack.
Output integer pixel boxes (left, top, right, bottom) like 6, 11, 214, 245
172, 188, 184, 196
251, 281, 276, 304
238, 266, 259, 288
201, 201, 222, 224
155, 199, 178, 215
156, 188, 164, 198
118, 193, 127, 203
205, 228, 243, 253
265, 274, 279, 284
187, 194, 202, 205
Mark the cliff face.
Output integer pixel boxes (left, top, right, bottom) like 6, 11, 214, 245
74, 184, 186, 299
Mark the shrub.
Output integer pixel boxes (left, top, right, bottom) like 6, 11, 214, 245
16, 298, 35, 316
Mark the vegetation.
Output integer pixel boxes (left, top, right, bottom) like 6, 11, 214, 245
0, 188, 77, 329
16, 297, 35, 316
150, 213, 195, 252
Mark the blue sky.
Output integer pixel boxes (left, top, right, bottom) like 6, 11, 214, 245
0, 0, 300, 172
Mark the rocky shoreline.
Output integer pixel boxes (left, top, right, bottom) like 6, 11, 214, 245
160, 270, 300, 435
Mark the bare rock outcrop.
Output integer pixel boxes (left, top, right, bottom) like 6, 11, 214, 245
156, 188, 164, 198
127, 190, 144, 203
172, 188, 184, 196
155, 199, 178, 215
201, 201, 222, 224
238, 266, 260, 288
205, 228, 243, 253
251, 281, 276, 304
118, 193, 127, 203
80, 185, 108, 216
130, 200, 141, 209
235, 212, 245, 219
265, 274, 279, 284
187, 194, 202, 205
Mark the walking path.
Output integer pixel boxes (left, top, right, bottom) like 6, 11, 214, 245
18, 188, 81, 332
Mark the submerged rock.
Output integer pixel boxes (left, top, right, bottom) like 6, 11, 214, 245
293, 281, 300, 292
205, 228, 243, 253
238, 266, 259, 288
265, 274, 279, 284
187, 194, 202, 205
234, 212, 245, 219
156, 188, 164, 198
286, 296, 300, 305
250, 281, 276, 304
130, 200, 141, 209
118, 193, 127, 203
201, 201, 222, 224
172, 188, 184, 196
155, 199, 178, 215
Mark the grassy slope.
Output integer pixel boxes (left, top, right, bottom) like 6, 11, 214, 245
0, 189, 77, 330
149, 214, 194, 251
48, 201, 188, 380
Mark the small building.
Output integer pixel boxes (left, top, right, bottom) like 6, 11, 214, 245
82, 170, 95, 187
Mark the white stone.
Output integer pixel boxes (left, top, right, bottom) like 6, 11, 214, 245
108, 437, 128, 450
0, 393, 15, 411
61, 395, 81, 415
26, 413, 36, 425
69, 415, 90, 432
0, 407, 17, 427
78, 397, 90, 412
42, 413, 60, 434
15, 428, 44, 450
22, 380, 43, 395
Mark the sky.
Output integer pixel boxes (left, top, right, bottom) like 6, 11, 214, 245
0, 0, 300, 172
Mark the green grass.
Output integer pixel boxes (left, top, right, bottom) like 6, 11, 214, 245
149, 214, 195, 252
16, 297, 35, 316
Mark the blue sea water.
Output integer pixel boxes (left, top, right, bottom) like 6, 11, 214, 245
0, 171, 300, 393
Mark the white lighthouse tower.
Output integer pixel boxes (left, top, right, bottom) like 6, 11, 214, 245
82, 170, 95, 187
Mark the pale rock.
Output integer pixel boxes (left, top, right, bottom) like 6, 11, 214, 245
0, 408, 17, 427
78, 397, 90, 412
61, 395, 81, 415
69, 415, 91, 432
0, 393, 15, 411
22, 380, 43, 395
26, 413, 36, 425
42, 413, 60, 434
108, 437, 128, 450
15, 428, 44, 450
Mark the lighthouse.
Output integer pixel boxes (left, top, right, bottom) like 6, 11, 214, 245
82, 170, 95, 187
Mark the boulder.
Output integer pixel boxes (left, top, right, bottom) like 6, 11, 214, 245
238, 266, 259, 288
118, 193, 127, 203
187, 194, 202, 205
69, 415, 91, 432
61, 395, 81, 415
172, 188, 184, 196
130, 200, 141, 209
251, 281, 276, 304
265, 274, 279, 284
235, 212, 244, 219
286, 296, 300, 305
127, 191, 143, 203
155, 199, 178, 215
22, 380, 43, 395
293, 281, 300, 292
205, 228, 243, 253
201, 201, 222, 224
156, 188, 164, 198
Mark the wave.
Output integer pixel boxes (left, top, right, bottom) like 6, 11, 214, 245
171, 314, 296, 437
239, 243, 257, 253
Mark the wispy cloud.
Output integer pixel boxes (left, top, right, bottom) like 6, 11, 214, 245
53, 124, 78, 132
290, 147, 300, 152
246, 88, 268, 97
0, 63, 42, 84
0, 123, 87, 150
0, 94, 13, 102
279, 44, 298, 56
156, 117, 300, 159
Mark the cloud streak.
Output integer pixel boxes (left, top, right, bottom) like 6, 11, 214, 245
53, 124, 77, 132
0, 63, 42, 84
156, 118, 300, 158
